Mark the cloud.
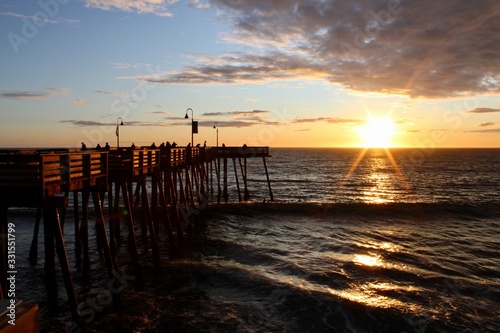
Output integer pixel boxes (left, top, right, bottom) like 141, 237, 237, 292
148, 111, 168, 115
0, 88, 68, 100
201, 110, 270, 116
188, 0, 210, 9
170, 120, 277, 128
84, 0, 178, 17
467, 128, 500, 133
110, 62, 153, 69
292, 117, 364, 125
0, 11, 79, 24
61, 119, 168, 127
74, 98, 88, 105
479, 122, 495, 127
468, 107, 500, 113
147, 0, 500, 98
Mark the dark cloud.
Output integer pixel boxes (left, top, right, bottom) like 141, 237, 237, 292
202, 110, 270, 116
468, 107, 500, 113
148, 0, 500, 98
468, 128, 500, 133
164, 116, 187, 120
479, 122, 495, 127
61, 120, 165, 127
148, 111, 168, 114
0, 88, 67, 100
170, 120, 273, 128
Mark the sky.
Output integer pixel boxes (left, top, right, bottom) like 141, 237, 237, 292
0, 0, 499, 148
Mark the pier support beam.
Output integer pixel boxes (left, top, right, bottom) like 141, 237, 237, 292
91, 191, 121, 308
43, 197, 80, 323
28, 207, 42, 264
223, 157, 228, 202
263, 156, 274, 201
233, 158, 242, 202
121, 181, 143, 290
81, 190, 91, 287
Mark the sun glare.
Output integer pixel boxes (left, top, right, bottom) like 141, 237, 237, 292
358, 116, 396, 148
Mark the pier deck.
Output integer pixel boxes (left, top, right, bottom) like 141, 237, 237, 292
0, 145, 272, 328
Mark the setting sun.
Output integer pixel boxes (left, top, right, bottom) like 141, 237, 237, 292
358, 116, 397, 148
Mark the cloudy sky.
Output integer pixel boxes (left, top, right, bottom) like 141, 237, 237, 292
1, 0, 499, 148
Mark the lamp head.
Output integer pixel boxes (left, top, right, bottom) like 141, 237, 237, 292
120, 120, 124, 126
184, 113, 189, 119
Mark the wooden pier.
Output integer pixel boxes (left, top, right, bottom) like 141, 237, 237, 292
0, 146, 272, 328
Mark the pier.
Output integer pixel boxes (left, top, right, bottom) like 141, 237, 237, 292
0, 145, 272, 328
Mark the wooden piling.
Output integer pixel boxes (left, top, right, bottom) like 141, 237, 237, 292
263, 156, 274, 201
233, 158, 242, 202
139, 176, 161, 267
223, 156, 228, 202
47, 202, 80, 322
91, 191, 121, 308
43, 205, 57, 311
28, 207, 42, 264
121, 181, 143, 290
73, 192, 82, 267
240, 157, 250, 201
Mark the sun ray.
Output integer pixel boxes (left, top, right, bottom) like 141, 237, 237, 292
334, 148, 368, 199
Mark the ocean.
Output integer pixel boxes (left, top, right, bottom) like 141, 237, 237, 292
6, 148, 500, 332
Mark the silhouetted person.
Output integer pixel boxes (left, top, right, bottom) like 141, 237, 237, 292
151, 142, 156, 148
166, 141, 171, 148
172, 142, 177, 147
196, 143, 200, 148
81, 142, 87, 151
131, 143, 136, 149
96, 143, 101, 149
104, 142, 110, 150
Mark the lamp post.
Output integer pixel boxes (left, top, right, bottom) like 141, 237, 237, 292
213, 122, 218, 148
116, 117, 124, 148
184, 108, 194, 147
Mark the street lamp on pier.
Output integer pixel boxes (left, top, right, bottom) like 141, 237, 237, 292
213, 122, 219, 148
184, 108, 196, 147
116, 117, 124, 148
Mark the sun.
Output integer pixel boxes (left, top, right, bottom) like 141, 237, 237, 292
358, 116, 396, 148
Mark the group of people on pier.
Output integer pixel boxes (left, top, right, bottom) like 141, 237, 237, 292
81, 141, 214, 151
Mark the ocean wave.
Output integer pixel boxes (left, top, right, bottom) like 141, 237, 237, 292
206, 201, 500, 220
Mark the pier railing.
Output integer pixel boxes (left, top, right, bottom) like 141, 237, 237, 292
0, 150, 107, 206
108, 148, 160, 180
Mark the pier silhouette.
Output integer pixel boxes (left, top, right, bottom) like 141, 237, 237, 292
0, 145, 272, 328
